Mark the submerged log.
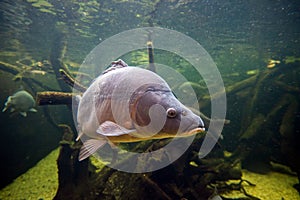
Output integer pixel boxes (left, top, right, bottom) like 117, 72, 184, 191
233, 92, 293, 164
239, 114, 265, 140
279, 95, 300, 178
54, 124, 90, 200
229, 62, 300, 178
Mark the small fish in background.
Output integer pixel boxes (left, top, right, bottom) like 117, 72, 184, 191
267, 59, 280, 69
2, 90, 37, 117
246, 69, 259, 75
29, 70, 47, 75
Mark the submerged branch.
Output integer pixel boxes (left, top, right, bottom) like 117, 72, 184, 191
59, 69, 87, 92
50, 33, 71, 93
0, 61, 55, 91
147, 40, 156, 72
36, 91, 75, 106
0, 61, 20, 74
275, 80, 300, 93
142, 175, 172, 200
226, 74, 258, 95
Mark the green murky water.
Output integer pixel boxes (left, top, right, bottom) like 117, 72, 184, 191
0, 0, 299, 199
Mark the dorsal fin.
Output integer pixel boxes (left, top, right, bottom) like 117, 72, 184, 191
102, 59, 128, 74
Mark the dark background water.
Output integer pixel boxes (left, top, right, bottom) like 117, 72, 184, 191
0, 0, 299, 189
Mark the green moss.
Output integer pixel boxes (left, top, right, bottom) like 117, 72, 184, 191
90, 156, 107, 173
0, 148, 59, 199
27, 0, 38, 3
223, 170, 299, 199
32, 0, 53, 8
39, 8, 56, 15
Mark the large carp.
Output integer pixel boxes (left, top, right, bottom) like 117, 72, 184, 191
76, 59, 205, 161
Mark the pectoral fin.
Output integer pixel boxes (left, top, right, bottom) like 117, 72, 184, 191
79, 138, 107, 161
19, 112, 27, 117
2, 106, 8, 112
96, 121, 135, 136
29, 108, 37, 112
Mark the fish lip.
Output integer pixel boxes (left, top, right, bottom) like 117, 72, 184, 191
178, 121, 205, 137
176, 127, 205, 138
185, 127, 205, 136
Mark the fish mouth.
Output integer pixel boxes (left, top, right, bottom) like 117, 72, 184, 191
175, 120, 205, 137
178, 118, 205, 137
178, 126, 205, 137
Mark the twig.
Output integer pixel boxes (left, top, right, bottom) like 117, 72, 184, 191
241, 179, 256, 186
142, 175, 172, 200
275, 80, 300, 93
0, 61, 20, 74
59, 69, 87, 92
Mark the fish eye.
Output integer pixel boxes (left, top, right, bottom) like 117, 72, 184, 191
167, 108, 177, 118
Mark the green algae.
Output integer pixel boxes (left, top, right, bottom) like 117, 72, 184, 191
27, 0, 56, 15
223, 170, 300, 199
31, 0, 53, 8
1, 147, 299, 200
0, 148, 59, 200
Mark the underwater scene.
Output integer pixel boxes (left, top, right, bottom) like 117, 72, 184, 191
0, 0, 300, 199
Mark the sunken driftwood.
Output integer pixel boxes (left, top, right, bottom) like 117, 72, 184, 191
54, 124, 90, 200
229, 62, 300, 181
